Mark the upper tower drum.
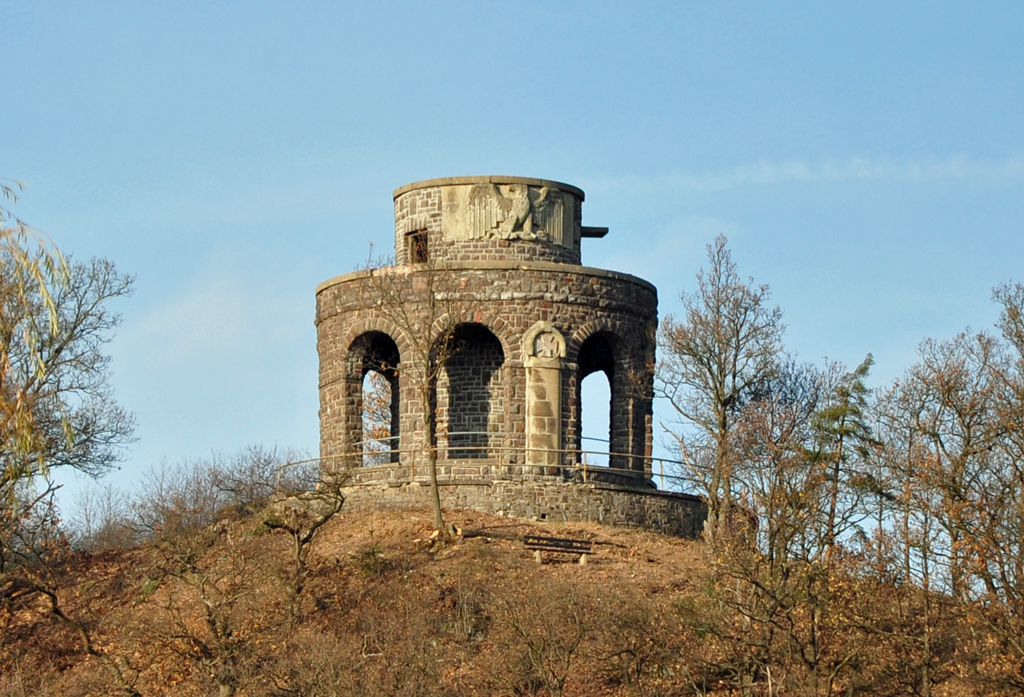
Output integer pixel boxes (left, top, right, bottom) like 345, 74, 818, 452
393, 176, 608, 266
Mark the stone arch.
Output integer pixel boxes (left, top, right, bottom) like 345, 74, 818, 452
340, 315, 415, 365
567, 317, 630, 367
344, 330, 402, 466
576, 331, 622, 467
435, 322, 506, 459
569, 320, 650, 476
428, 310, 516, 363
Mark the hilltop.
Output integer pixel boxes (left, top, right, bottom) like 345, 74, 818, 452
5, 493, 1016, 697
1, 506, 714, 697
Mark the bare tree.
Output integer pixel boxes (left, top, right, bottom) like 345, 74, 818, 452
1, 181, 68, 489
262, 478, 345, 622
1, 191, 139, 693
880, 331, 1008, 600
869, 322, 1016, 692
1, 255, 134, 493
941, 283, 1024, 689
354, 252, 472, 535
703, 362, 870, 696
71, 482, 136, 551
657, 235, 784, 537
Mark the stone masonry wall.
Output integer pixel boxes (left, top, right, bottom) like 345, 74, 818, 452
436, 325, 506, 459
316, 261, 657, 481
394, 177, 584, 266
337, 478, 707, 539
316, 176, 689, 536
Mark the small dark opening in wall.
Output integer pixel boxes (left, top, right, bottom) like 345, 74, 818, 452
407, 230, 429, 264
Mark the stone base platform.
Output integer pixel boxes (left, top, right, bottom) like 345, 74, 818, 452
336, 477, 707, 539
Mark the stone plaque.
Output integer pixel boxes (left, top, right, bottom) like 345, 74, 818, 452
533, 331, 561, 359
442, 183, 571, 246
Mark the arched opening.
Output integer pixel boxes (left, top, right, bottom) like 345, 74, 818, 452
348, 332, 400, 467
577, 332, 617, 469
580, 371, 611, 467
437, 324, 505, 459
362, 370, 394, 466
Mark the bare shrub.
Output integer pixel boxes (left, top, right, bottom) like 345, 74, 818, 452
70, 483, 136, 552
100, 446, 328, 696
261, 478, 345, 622
491, 579, 591, 697
129, 456, 226, 540
212, 445, 314, 510
349, 594, 446, 697
1, 485, 142, 696
140, 510, 289, 697
594, 592, 687, 697
110, 445, 311, 544
265, 627, 356, 696
274, 594, 452, 697
438, 573, 491, 646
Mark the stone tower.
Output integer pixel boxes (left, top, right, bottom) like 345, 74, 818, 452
316, 176, 704, 536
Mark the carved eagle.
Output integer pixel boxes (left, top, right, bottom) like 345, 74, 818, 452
467, 183, 559, 242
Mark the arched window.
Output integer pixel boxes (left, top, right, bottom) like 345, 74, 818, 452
347, 332, 400, 467
437, 324, 505, 459
577, 332, 618, 469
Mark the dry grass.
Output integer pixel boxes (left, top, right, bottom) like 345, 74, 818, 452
0, 507, 711, 696
0, 506, 1002, 696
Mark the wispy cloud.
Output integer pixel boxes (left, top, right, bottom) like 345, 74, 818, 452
119, 273, 303, 369
591, 155, 1024, 195
598, 215, 737, 281
129, 277, 255, 366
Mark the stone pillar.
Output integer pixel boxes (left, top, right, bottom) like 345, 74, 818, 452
523, 321, 566, 468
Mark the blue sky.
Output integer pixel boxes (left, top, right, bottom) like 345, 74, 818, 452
5, 2, 1024, 500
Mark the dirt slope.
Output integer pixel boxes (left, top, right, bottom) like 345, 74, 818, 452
1, 507, 712, 697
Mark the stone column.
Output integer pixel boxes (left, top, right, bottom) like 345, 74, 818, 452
523, 321, 566, 469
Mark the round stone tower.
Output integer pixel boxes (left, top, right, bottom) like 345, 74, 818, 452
315, 176, 704, 536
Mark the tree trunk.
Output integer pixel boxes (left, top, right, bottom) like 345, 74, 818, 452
428, 446, 444, 530
826, 430, 845, 555
424, 405, 445, 531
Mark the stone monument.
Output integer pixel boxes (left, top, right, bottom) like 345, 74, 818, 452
315, 176, 705, 536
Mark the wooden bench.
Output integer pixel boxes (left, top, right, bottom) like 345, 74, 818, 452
523, 534, 593, 564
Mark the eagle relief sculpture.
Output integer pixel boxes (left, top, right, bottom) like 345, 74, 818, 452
467, 183, 564, 244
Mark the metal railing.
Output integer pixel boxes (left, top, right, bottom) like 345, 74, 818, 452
280, 434, 698, 495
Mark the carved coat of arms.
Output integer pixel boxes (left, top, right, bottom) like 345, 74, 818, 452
467, 183, 564, 244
